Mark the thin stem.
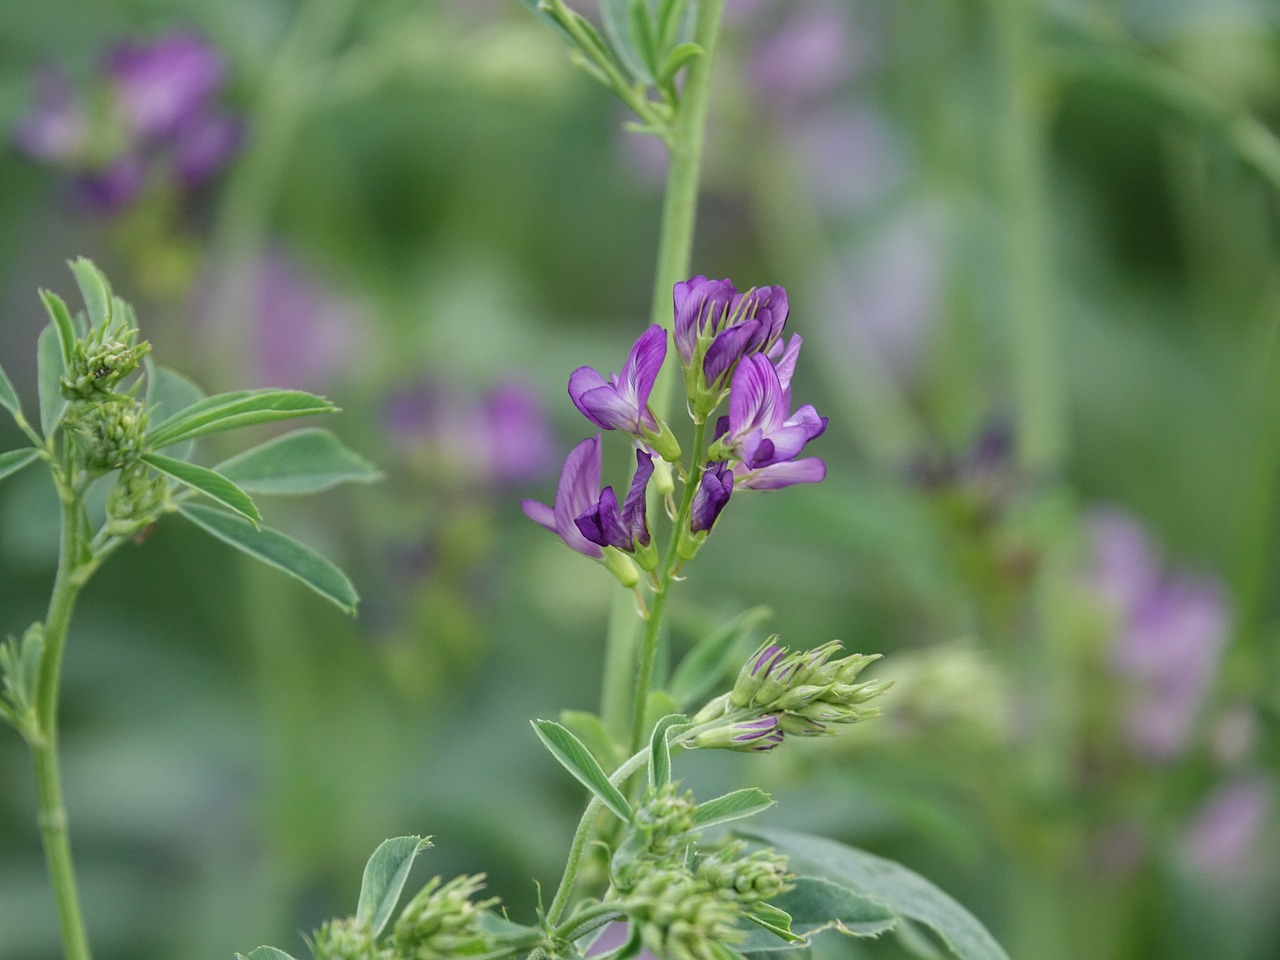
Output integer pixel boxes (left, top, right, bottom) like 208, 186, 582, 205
31, 489, 92, 960
629, 420, 707, 754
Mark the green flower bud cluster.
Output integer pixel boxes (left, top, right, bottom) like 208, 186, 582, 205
63, 397, 147, 472
695, 841, 792, 906
60, 318, 150, 401
391, 873, 500, 960
693, 639, 893, 744
625, 869, 745, 960
307, 917, 394, 960
105, 463, 170, 538
612, 782, 701, 891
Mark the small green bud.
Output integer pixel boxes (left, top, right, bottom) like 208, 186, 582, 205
64, 397, 147, 472
393, 873, 499, 959
697, 842, 793, 906
60, 328, 150, 400
652, 457, 675, 498
641, 417, 682, 464
105, 463, 170, 537
602, 547, 641, 589
307, 917, 391, 960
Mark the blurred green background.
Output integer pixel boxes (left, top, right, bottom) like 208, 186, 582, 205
1, 0, 1278, 958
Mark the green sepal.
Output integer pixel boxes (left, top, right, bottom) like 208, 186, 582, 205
356, 835, 432, 937
214, 428, 381, 495
236, 949, 301, 960
141, 452, 261, 525
744, 902, 803, 944
693, 788, 774, 828
0, 449, 40, 483
0, 362, 22, 424
37, 324, 67, 438
647, 713, 689, 788
560, 709, 624, 771
39, 289, 78, 367
178, 503, 359, 615
743, 830, 1010, 960
68, 257, 113, 328
531, 719, 632, 822
668, 606, 772, 708
147, 389, 336, 448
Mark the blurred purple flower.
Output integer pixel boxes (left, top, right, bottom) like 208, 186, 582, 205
70, 155, 147, 213
574, 449, 654, 553
12, 68, 86, 162
749, 1, 868, 112
104, 32, 224, 141
568, 325, 667, 438
174, 110, 243, 187
522, 436, 606, 560
1182, 777, 1273, 881
1087, 509, 1231, 760
482, 383, 557, 485
713, 352, 827, 490
690, 461, 733, 533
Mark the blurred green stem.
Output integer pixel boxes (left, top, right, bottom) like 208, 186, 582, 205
30, 487, 93, 960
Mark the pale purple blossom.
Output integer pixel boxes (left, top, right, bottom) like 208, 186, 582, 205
749, 1, 867, 112
104, 32, 224, 141
522, 436, 606, 560
673, 277, 790, 397
568, 325, 667, 438
689, 461, 733, 534
70, 155, 147, 213
1182, 777, 1273, 881
1087, 509, 1231, 760
174, 110, 244, 187
574, 449, 654, 554
11, 68, 86, 162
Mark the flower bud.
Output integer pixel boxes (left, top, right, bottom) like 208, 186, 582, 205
393, 874, 499, 959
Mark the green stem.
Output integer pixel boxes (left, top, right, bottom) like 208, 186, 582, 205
629, 420, 707, 754
30, 490, 92, 960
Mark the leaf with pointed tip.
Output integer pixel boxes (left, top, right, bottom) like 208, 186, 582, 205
628, 0, 660, 79
356, 836, 432, 936
694, 788, 774, 828
0, 362, 22, 424
215, 428, 381, 495
0, 449, 40, 483
148, 389, 336, 448
145, 362, 205, 460
737, 877, 898, 951
178, 503, 359, 615
669, 606, 771, 708
36, 325, 67, 438
142, 453, 261, 524
647, 714, 688, 789
236, 948, 300, 960
600, 0, 650, 82
560, 710, 623, 771
39, 289, 78, 367
743, 829, 1009, 960
68, 257, 112, 328
532, 719, 632, 822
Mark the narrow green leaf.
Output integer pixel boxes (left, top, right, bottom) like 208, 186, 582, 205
39, 289, 78, 367
236, 948, 300, 960
0, 362, 22, 423
178, 503, 359, 614
737, 877, 898, 951
743, 902, 804, 944
656, 0, 688, 50
532, 719, 632, 822
628, 0, 660, 79
519, 0, 574, 42
68, 257, 112, 328
599, 0, 649, 82
356, 836, 432, 937
215, 428, 381, 495
658, 42, 703, 87
36, 324, 67, 438
647, 713, 688, 789
142, 453, 261, 524
669, 606, 771, 708
148, 389, 336, 447
694, 788, 774, 828
560, 710, 624, 771
0, 449, 40, 483
744, 829, 1009, 960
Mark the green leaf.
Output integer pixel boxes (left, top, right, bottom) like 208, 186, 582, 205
656, 0, 688, 50
39, 289, 78, 367
532, 719, 632, 822
737, 877, 898, 951
517, 0, 573, 42
669, 606, 771, 708
628, 0, 660, 79
214, 428, 381, 495
356, 836, 432, 937
68, 257, 112, 328
0, 449, 40, 483
147, 389, 336, 448
36, 324, 67, 438
599, 0, 650, 82
0, 362, 22, 423
236, 948, 300, 960
647, 713, 688, 789
560, 710, 623, 771
142, 453, 261, 524
743, 902, 803, 944
658, 42, 702, 87
178, 503, 359, 615
145, 362, 205, 460
693, 787, 774, 828
744, 829, 1009, 960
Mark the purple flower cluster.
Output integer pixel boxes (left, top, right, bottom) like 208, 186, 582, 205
13, 31, 241, 212
524, 276, 826, 576
1087, 509, 1231, 761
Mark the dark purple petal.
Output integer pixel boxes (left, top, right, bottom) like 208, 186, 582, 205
737, 458, 827, 490
575, 486, 629, 549
620, 450, 655, 547
673, 276, 735, 364
104, 32, 224, 140
703, 320, 762, 389
751, 644, 786, 677
173, 110, 242, 186
70, 155, 147, 212
691, 461, 734, 533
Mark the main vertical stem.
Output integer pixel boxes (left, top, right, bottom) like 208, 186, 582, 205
31, 493, 92, 960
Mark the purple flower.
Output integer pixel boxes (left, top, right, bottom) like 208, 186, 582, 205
70, 155, 147, 213
522, 436, 606, 560
12, 68, 86, 163
568, 325, 667, 438
1182, 777, 1273, 881
1087, 509, 1231, 761
673, 276, 737, 367
174, 110, 243, 186
713, 351, 826, 490
482, 383, 557, 486
574, 449, 654, 554
690, 461, 733, 533
732, 714, 785, 751
673, 277, 790, 405
104, 32, 224, 141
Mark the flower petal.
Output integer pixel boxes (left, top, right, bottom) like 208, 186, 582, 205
738, 457, 827, 490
